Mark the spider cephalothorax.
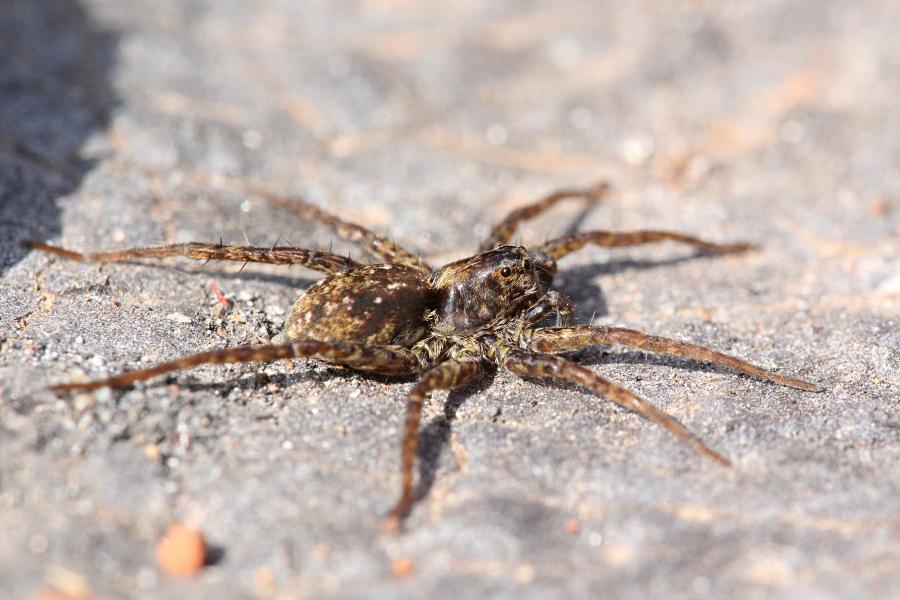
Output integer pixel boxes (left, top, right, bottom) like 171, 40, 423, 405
430, 245, 545, 335
27, 182, 823, 531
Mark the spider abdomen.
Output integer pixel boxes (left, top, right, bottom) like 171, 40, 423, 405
283, 264, 435, 347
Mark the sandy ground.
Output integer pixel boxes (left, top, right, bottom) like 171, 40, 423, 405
1, 1, 898, 598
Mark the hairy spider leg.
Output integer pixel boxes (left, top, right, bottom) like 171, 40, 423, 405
479, 181, 610, 251
501, 348, 730, 466
382, 359, 479, 532
528, 326, 824, 392
250, 187, 431, 275
539, 230, 756, 261
23, 240, 361, 275
49, 340, 421, 393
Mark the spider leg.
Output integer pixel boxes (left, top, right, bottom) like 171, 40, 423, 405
382, 359, 479, 532
501, 348, 730, 466
23, 240, 361, 275
251, 188, 432, 275
528, 326, 824, 392
479, 181, 609, 251
539, 230, 756, 261
49, 340, 421, 393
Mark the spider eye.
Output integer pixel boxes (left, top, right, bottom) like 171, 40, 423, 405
499, 266, 512, 277
523, 259, 532, 270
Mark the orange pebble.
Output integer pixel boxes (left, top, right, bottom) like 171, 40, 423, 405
157, 522, 207, 577
564, 518, 580, 534
869, 200, 890, 217
392, 557, 414, 579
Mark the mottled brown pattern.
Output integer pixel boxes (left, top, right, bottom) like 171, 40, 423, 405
29, 181, 824, 531
285, 264, 434, 346
430, 245, 546, 334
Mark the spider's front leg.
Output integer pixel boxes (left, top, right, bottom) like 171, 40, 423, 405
529, 326, 824, 392
538, 230, 755, 261
23, 240, 361, 275
501, 348, 730, 465
479, 181, 609, 251
382, 359, 479, 532
49, 340, 421, 393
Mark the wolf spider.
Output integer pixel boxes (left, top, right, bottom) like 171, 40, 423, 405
27, 182, 823, 531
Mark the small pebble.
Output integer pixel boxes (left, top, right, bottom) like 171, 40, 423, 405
166, 312, 193, 324
227, 311, 247, 325
515, 563, 536, 584
254, 567, 275, 596
157, 522, 207, 577
619, 135, 655, 165
868, 200, 890, 216
392, 557, 414, 579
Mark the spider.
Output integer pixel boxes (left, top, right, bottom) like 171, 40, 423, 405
26, 182, 824, 531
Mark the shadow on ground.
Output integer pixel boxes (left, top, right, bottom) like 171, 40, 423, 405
0, 0, 117, 274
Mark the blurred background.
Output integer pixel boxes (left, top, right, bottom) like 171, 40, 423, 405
1, 1, 898, 598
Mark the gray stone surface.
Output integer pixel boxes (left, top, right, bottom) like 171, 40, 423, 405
1, 0, 898, 598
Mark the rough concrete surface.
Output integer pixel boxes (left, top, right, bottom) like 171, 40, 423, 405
1, 1, 898, 598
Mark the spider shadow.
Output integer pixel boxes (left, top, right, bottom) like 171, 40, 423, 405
559, 198, 597, 238
279, 362, 422, 388
169, 360, 421, 397
577, 348, 755, 383
413, 368, 498, 504
554, 253, 706, 322
0, 0, 118, 276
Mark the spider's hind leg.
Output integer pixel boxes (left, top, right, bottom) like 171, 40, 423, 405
23, 240, 361, 275
49, 340, 421, 393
